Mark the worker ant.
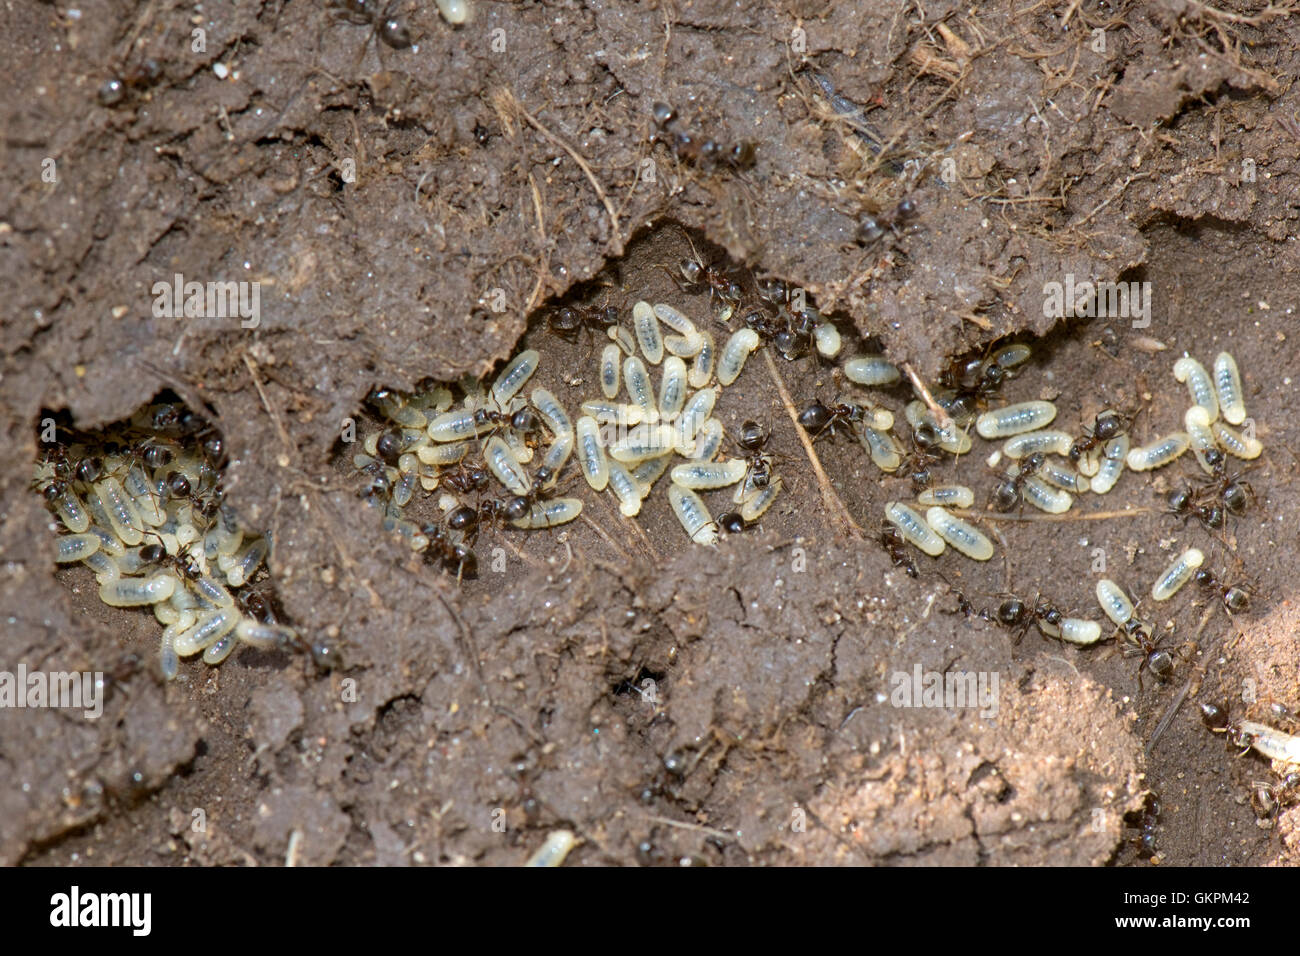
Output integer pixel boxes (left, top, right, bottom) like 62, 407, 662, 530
856, 198, 918, 245
797, 398, 865, 441
330, 0, 414, 49
899, 423, 946, 491
1165, 485, 1224, 531
547, 303, 620, 344
1197, 459, 1255, 516
1118, 619, 1177, 689
441, 461, 491, 496
990, 453, 1045, 512
1124, 792, 1161, 860
879, 524, 918, 578
1068, 409, 1132, 465
422, 522, 477, 578
993, 594, 1063, 644
718, 511, 748, 534
1192, 565, 1254, 615
650, 103, 757, 173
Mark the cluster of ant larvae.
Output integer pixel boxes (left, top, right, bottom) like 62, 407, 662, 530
35, 406, 296, 679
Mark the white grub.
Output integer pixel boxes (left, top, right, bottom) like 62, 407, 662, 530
924, 507, 993, 560
524, 829, 576, 867
434, 0, 473, 26
652, 302, 698, 336
843, 354, 899, 386
689, 331, 717, 388
1213, 351, 1246, 425
606, 461, 643, 517
813, 320, 842, 359
631, 454, 672, 498
664, 331, 704, 357
485, 434, 532, 496
1095, 578, 1135, 627
673, 387, 719, 452
609, 424, 677, 463
1184, 406, 1218, 474
99, 572, 177, 608
740, 475, 783, 522
687, 418, 724, 461
575, 416, 610, 491
658, 356, 688, 420
1090, 435, 1128, 495
532, 388, 574, 442
1002, 429, 1073, 460
1019, 475, 1072, 514
623, 355, 659, 423
884, 501, 945, 556
491, 349, 540, 407
670, 458, 747, 490
1036, 459, 1090, 494
55, 532, 100, 563
668, 485, 718, 545
1211, 420, 1262, 460
579, 399, 645, 427
599, 343, 621, 399
174, 607, 239, 657
1237, 721, 1300, 767
975, 401, 1057, 440
717, 328, 760, 385
1174, 356, 1218, 422
609, 324, 636, 355
1059, 618, 1103, 646
1151, 548, 1204, 601
632, 300, 665, 364
510, 498, 583, 529
1126, 432, 1189, 471
417, 440, 468, 466
857, 423, 902, 472
916, 484, 975, 509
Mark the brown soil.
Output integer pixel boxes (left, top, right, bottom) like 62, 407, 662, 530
3, 0, 1300, 866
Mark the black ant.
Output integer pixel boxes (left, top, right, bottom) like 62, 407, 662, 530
727, 419, 781, 493
990, 453, 1044, 512
899, 423, 946, 492
939, 578, 991, 620
161, 469, 222, 524
1118, 619, 1176, 688
237, 587, 278, 625
1068, 409, 1131, 466
441, 461, 491, 496
665, 233, 743, 311
1124, 792, 1161, 860
879, 524, 918, 578
137, 534, 204, 584
1250, 772, 1300, 825
1166, 485, 1224, 531
718, 511, 748, 534
856, 198, 918, 245
546, 303, 620, 343
797, 398, 864, 441
421, 522, 477, 578
1196, 460, 1255, 516
650, 103, 757, 173
97, 56, 162, 108
330, 0, 413, 49
446, 498, 511, 541
1192, 566, 1253, 615
993, 594, 1063, 644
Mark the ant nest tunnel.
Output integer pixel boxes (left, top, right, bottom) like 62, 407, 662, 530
34, 397, 336, 680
